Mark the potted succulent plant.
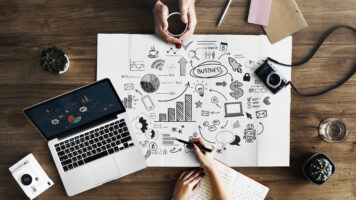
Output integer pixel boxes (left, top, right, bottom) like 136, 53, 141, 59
303, 152, 335, 185
40, 47, 69, 74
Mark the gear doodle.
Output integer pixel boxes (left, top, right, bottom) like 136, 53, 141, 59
138, 117, 148, 133
149, 130, 156, 139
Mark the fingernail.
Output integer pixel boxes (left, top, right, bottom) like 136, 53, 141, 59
175, 42, 182, 49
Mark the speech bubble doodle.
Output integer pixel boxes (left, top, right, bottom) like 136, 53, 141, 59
216, 131, 235, 146
230, 135, 241, 146
189, 61, 228, 78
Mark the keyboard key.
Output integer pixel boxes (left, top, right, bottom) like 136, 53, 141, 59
122, 132, 129, 138
109, 127, 114, 131
110, 122, 114, 126
114, 146, 119, 152
77, 155, 82, 160
123, 127, 128, 132
78, 160, 84, 166
72, 157, 77, 162
119, 123, 125, 128
70, 138, 74, 141
114, 125, 119, 129
119, 147, 124, 150
116, 135, 121, 140
57, 151, 65, 156
108, 148, 114, 154
96, 148, 101, 153
84, 151, 108, 163
129, 143, 134, 147
73, 162, 78, 168
98, 142, 102, 147
60, 155, 68, 161
119, 129, 123, 133
65, 149, 70, 153
93, 144, 97, 148
119, 119, 125, 122
68, 164, 73, 169
104, 129, 109, 133
121, 136, 132, 143
92, 150, 97, 154
61, 145, 66, 150
106, 144, 111, 149
55, 147, 61, 151
61, 159, 71, 166
87, 152, 92, 156
111, 142, 116, 147
116, 141, 121, 145
124, 143, 129, 148
63, 166, 68, 171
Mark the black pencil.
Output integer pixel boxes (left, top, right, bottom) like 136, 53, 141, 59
176, 139, 213, 153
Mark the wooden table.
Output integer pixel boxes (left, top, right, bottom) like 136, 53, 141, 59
0, 0, 355, 199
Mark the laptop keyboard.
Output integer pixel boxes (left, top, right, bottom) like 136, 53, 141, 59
54, 119, 134, 172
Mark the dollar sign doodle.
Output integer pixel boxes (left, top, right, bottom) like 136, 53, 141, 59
229, 80, 244, 100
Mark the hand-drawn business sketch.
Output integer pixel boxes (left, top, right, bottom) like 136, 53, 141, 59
97, 34, 292, 166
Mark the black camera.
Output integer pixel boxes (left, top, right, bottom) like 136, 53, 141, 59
255, 60, 287, 94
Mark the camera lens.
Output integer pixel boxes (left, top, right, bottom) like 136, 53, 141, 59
267, 72, 281, 88
21, 174, 32, 186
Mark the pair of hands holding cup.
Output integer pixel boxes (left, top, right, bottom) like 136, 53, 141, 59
153, 0, 197, 44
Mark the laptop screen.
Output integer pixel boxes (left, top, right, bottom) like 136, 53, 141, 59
24, 79, 125, 140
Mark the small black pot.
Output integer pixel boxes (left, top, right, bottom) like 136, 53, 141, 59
302, 152, 336, 185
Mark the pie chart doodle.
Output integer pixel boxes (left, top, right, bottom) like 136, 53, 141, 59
140, 74, 160, 93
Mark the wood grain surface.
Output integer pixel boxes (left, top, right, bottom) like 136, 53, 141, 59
0, 0, 355, 199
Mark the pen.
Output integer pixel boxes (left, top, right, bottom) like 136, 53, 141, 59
176, 139, 213, 153
217, 0, 232, 27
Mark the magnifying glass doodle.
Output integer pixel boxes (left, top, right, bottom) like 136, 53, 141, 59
188, 49, 199, 60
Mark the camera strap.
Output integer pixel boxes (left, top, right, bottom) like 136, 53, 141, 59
267, 25, 356, 97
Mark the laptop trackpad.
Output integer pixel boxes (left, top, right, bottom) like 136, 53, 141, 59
89, 157, 120, 185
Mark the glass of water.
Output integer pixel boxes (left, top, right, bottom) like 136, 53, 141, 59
319, 118, 350, 143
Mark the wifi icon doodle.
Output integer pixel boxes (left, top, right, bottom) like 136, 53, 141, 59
151, 59, 165, 71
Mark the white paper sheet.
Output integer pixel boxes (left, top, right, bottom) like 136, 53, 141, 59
97, 34, 291, 166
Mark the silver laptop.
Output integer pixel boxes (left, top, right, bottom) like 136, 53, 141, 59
24, 78, 146, 196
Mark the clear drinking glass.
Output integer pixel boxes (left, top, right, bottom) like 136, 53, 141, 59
319, 118, 349, 142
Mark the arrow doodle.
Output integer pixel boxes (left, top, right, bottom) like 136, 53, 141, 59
216, 81, 227, 87
198, 126, 215, 144
209, 89, 227, 101
218, 52, 231, 60
227, 72, 233, 81
170, 148, 182, 153
135, 89, 142, 96
158, 82, 190, 102
178, 57, 188, 76
221, 120, 228, 129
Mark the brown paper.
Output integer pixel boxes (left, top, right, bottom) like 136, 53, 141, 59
263, 0, 308, 43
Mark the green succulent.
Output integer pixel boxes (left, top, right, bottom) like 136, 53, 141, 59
308, 158, 333, 182
40, 47, 68, 74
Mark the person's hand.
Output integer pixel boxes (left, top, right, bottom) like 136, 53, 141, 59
171, 169, 204, 200
178, 0, 197, 41
188, 138, 217, 172
153, 0, 182, 44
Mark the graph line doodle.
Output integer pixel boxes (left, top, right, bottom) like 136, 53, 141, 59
158, 82, 190, 102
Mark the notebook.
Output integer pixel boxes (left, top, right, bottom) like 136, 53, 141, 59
192, 159, 269, 200
263, 0, 308, 43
